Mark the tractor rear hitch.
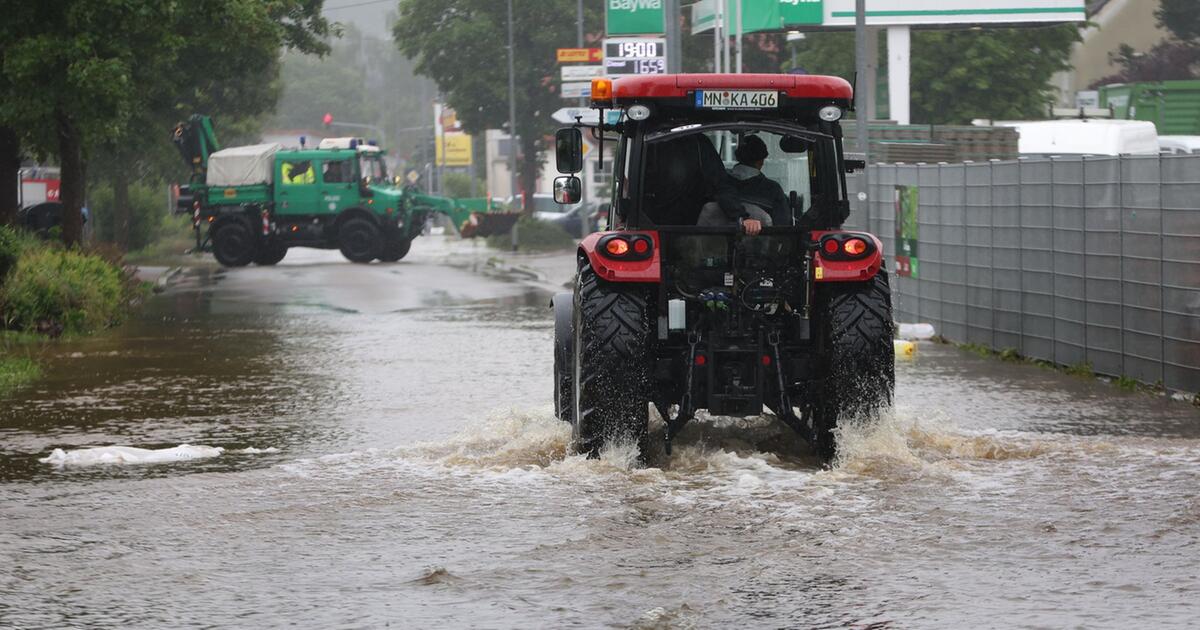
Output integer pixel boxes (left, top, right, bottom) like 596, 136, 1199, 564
664, 331, 702, 456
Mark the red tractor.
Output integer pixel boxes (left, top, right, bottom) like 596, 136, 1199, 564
551, 74, 894, 462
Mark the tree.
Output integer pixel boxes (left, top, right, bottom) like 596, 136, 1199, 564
1157, 0, 1200, 44
0, 1, 331, 248
1092, 0, 1200, 87
273, 27, 381, 135
911, 27, 1079, 124
786, 26, 1079, 124
395, 0, 602, 212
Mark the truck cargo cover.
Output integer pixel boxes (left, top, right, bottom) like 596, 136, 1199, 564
206, 143, 282, 186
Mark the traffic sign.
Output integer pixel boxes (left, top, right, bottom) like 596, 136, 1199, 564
561, 65, 606, 81
560, 82, 592, 99
551, 108, 623, 125
557, 48, 603, 63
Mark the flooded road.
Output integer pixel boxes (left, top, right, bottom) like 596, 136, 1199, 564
2, 239, 1198, 629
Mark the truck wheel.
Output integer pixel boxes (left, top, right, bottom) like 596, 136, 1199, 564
254, 243, 288, 266
339, 218, 382, 263
212, 219, 256, 267
811, 269, 895, 461
572, 261, 653, 458
378, 235, 411, 262
551, 292, 574, 423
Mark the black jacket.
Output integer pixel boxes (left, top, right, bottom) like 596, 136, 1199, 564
642, 134, 743, 225
728, 164, 790, 225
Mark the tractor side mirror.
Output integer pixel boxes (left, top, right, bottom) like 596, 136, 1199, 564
779, 136, 812, 153
555, 128, 584, 174
553, 176, 582, 205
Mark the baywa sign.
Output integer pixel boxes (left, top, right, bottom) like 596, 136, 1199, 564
607, 0, 665, 36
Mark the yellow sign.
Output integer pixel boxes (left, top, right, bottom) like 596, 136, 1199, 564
814, 266, 824, 280
557, 48, 603, 63
223, 188, 236, 198
436, 132, 472, 167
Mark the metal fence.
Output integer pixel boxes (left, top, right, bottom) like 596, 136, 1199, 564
845, 154, 1200, 393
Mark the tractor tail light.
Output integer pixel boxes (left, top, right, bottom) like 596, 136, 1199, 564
819, 234, 874, 260
598, 234, 653, 261
605, 238, 630, 256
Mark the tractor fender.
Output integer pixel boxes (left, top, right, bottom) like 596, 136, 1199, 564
551, 291, 574, 373
577, 230, 662, 283
811, 230, 884, 282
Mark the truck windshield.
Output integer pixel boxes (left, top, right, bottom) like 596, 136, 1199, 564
360, 155, 387, 181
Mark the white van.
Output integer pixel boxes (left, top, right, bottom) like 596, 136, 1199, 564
1000, 119, 1160, 156
1158, 136, 1200, 155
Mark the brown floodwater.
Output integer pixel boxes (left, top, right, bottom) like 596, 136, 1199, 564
1, 243, 1198, 629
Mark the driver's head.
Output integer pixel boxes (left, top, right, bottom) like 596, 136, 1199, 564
734, 135, 769, 169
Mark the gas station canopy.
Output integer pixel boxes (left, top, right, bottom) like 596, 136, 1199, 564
689, 0, 1087, 125
691, 0, 1087, 33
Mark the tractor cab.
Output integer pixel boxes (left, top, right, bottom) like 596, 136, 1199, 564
552, 74, 894, 463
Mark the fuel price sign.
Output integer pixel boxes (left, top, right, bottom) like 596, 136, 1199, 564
603, 38, 667, 76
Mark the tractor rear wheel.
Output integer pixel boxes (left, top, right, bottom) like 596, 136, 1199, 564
254, 242, 288, 266
572, 261, 653, 458
339, 218, 382, 263
378, 235, 412, 262
811, 269, 895, 461
212, 219, 256, 268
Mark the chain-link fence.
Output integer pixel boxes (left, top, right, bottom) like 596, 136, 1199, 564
845, 154, 1200, 393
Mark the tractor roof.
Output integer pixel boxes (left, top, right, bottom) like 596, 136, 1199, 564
610, 74, 853, 103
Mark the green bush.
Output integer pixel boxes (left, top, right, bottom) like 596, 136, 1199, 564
0, 247, 125, 335
0, 225, 38, 283
486, 216, 576, 252
444, 172, 486, 199
90, 182, 172, 251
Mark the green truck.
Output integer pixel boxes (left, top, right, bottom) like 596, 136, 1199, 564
172, 115, 457, 266
1099, 80, 1200, 136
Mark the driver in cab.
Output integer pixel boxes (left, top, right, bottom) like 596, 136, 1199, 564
697, 135, 789, 236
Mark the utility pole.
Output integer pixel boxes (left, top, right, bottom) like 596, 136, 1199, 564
713, 0, 723, 72
665, 0, 681, 73
577, 0, 586, 107
721, 0, 730, 75
854, 0, 871, 210
735, 0, 743, 74
507, 0, 519, 250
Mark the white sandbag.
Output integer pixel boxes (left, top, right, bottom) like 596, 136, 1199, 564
897, 322, 936, 340
40, 444, 224, 467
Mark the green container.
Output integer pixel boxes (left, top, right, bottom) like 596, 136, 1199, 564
1100, 80, 1200, 135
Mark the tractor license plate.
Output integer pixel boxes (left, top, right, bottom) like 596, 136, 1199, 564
695, 90, 778, 110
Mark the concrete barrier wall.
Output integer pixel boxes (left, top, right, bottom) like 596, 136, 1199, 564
845, 154, 1200, 393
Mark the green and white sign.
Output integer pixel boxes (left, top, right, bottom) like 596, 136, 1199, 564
692, 0, 1085, 33
606, 0, 665, 36
780, 0, 823, 25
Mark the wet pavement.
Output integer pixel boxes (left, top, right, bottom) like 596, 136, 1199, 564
1, 236, 1198, 629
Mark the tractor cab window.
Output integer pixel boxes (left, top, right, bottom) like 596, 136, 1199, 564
610, 135, 632, 226
640, 125, 825, 227
280, 160, 315, 185
359, 154, 387, 182
322, 159, 353, 184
